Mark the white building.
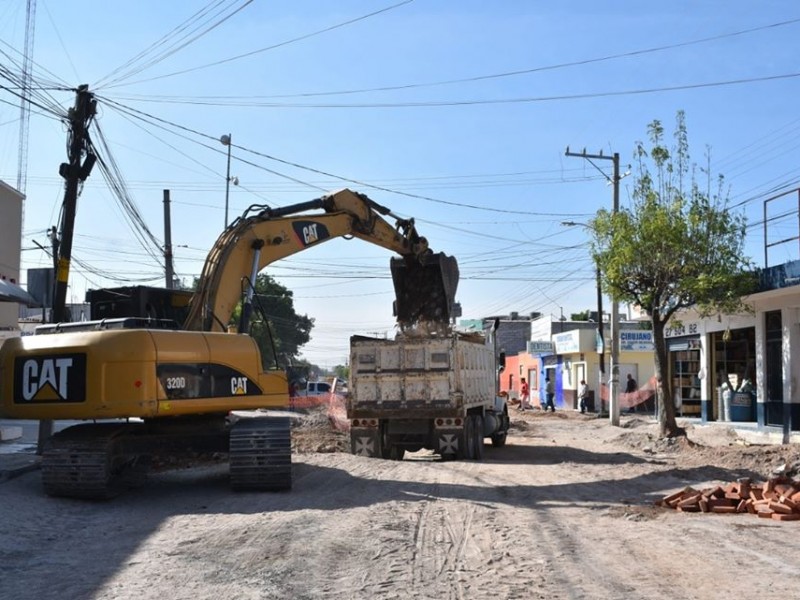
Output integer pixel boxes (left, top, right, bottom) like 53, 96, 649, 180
0, 180, 25, 344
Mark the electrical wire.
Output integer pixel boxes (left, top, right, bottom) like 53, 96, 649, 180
103, 0, 416, 89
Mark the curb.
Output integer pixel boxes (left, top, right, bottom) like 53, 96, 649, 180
0, 454, 41, 483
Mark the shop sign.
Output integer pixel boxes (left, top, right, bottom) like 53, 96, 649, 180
620, 330, 654, 352
527, 340, 554, 355
665, 321, 700, 338
553, 330, 581, 353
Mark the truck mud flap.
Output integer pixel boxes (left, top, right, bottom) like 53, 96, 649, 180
350, 427, 381, 458
391, 252, 459, 324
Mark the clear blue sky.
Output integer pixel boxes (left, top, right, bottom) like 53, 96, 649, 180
1, 1, 799, 368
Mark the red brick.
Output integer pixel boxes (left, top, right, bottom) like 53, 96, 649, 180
711, 506, 738, 514
768, 501, 794, 515
709, 486, 726, 499
678, 495, 701, 509
750, 489, 764, 501
772, 513, 800, 521
757, 509, 775, 519
708, 497, 735, 508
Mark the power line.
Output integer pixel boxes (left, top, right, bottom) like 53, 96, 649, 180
103, 0, 416, 89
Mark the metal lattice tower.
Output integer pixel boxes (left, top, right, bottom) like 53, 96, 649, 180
16, 0, 37, 198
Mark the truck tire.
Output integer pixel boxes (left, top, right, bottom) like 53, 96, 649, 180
491, 410, 509, 447
385, 445, 405, 461
490, 430, 507, 448
463, 415, 476, 460
472, 415, 485, 461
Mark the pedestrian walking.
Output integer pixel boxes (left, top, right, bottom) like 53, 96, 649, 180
544, 375, 556, 412
519, 377, 530, 411
578, 379, 589, 414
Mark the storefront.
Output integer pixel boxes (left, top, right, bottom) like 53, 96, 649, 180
665, 312, 756, 423
710, 327, 756, 422
667, 335, 702, 417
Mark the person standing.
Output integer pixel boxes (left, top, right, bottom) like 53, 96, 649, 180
577, 379, 589, 414
519, 377, 530, 411
625, 373, 638, 413
544, 375, 556, 413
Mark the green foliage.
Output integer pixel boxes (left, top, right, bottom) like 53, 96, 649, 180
589, 111, 754, 436
590, 111, 754, 325
570, 310, 590, 321
231, 273, 314, 368
333, 364, 350, 381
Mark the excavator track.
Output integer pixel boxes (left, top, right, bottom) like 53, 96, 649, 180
41, 423, 144, 500
229, 415, 292, 491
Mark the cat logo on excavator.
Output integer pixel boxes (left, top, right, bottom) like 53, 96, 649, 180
14, 354, 86, 403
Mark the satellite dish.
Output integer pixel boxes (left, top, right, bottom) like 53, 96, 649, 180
220, 134, 231, 146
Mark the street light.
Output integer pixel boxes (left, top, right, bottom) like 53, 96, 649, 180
562, 220, 605, 415
220, 133, 232, 227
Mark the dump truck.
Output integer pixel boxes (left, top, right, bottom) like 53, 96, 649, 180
0, 188, 459, 498
347, 330, 509, 460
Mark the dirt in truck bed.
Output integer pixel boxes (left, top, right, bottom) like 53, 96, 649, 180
3, 409, 800, 599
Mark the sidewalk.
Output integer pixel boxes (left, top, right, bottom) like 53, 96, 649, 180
0, 447, 40, 482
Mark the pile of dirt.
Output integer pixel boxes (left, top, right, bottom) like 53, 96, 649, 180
291, 406, 349, 454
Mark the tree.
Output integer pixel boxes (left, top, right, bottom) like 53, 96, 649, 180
590, 111, 754, 438
333, 364, 350, 381
231, 273, 314, 368
571, 310, 590, 321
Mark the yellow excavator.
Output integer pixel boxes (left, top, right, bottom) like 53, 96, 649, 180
0, 189, 458, 498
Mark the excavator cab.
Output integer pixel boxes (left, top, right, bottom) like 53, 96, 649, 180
390, 252, 459, 326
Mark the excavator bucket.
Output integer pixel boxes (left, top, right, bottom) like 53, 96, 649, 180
390, 252, 459, 325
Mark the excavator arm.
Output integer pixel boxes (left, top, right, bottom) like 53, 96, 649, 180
184, 188, 458, 332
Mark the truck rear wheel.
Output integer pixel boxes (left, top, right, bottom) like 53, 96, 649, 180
491, 410, 509, 447
472, 415, 485, 460
463, 416, 476, 460
385, 445, 405, 461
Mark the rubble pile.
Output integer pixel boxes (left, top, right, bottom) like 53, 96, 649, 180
657, 477, 800, 521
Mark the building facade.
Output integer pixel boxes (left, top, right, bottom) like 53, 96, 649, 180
0, 180, 24, 343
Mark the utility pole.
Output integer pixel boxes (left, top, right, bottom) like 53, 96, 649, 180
52, 84, 96, 323
565, 147, 621, 426
595, 265, 605, 413
39, 85, 96, 454
163, 189, 174, 289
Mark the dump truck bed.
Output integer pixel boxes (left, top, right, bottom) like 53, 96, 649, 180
348, 333, 494, 418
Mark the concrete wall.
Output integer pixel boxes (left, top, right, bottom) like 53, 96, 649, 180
0, 180, 24, 332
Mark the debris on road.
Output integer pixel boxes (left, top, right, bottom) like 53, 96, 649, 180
657, 476, 800, 521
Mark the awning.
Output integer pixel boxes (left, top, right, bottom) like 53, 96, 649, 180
0, 279, 40, 307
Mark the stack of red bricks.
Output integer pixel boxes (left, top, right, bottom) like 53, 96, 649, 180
656, 477, 800, 521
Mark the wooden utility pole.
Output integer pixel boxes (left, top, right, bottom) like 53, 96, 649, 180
51, 84, 96, 323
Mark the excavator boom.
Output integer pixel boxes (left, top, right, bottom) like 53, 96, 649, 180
185, 188, 458, 332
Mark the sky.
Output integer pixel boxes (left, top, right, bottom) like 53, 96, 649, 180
1, 0, 799, 369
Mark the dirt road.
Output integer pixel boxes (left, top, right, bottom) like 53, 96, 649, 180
2, 411, 800, 600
